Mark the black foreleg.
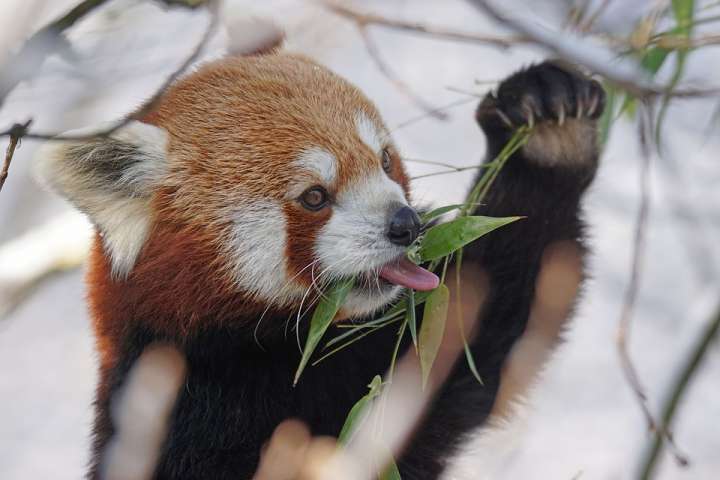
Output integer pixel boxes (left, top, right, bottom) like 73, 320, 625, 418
399, 61, 605, 479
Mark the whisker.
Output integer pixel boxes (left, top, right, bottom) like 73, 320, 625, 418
254, 257, 323, 348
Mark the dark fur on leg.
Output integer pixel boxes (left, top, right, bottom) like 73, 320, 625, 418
397, 61, 605, 478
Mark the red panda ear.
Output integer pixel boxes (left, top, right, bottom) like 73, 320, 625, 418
35, 120, 167, 279
224, 17, 284, 57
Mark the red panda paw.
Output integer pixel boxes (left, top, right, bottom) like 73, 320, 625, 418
477, 60, 606, 168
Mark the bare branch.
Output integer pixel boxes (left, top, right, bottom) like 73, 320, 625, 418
157, 0, 210, 8
0, 120, 31, 193
466, 0, 720, 99
409, 165, 482, 181
616, 104, 688, 467
0, 0, 223, 191
390, 96, 477, 134
320, 1, 462, 120
616, 103, 653, 429
356, 26, 447, 120
0, 0, 111, 108
579, 0, 614, 32
654, 33, 720, 49
12, 0, 221, 141
319, 0, 521, 48
403, 157, 478, 171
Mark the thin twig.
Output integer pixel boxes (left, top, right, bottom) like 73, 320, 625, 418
638, 303, 720, 479
403, 157, 478, 170
0, 0, 111, 108
410, 165, 482, 181
2, 0, 220, 142
319, 0, 522, 48
579, 0, 614, 32
0, 120, 32, 193
654, 33, 720, 49
466, 0, 720, 99
356, 26, 446, 120
616, 104, 653, 428
616, 104, 688, 467
0, 0, 219, 194
320, 0, 457, 120
390, 96, 477, 132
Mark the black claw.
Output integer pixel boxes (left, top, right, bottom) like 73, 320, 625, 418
477, 60, 607, 130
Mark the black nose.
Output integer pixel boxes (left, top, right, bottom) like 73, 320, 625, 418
387, 206, 421, 247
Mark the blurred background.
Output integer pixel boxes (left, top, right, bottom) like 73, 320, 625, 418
0, 0, 718, 479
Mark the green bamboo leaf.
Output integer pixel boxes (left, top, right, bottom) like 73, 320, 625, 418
672, 0, 695, 32
338, 375, 383, 444
314, 317, 403, 367
294, 278, 355, 385
656, 0, 695, 146
619, 94, 637, 119
418, 284, 450, 389
339, 377, 402, 479
463, 343, 483, 385
380, 459, 402, 480
419, 216, 522, 262
641, 47, 671, 74
406, 290, 418, 351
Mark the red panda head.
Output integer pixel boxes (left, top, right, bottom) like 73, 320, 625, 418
37, 54, 437, 329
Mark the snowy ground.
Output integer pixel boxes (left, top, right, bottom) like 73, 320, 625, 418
0, 1, 719, 479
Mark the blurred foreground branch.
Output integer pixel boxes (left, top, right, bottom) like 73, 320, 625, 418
321, 0, 454, 120
0, 0, 221, 195
355, 26, 447, 120
466, 0, 720, 99
0, 211, 91, 320
102, 345, 187, 480
1, 0, 220, 142
0, 0, 111, 108
320, 0, 521, 48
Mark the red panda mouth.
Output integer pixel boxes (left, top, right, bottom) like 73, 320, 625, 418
378, 257, 439, 292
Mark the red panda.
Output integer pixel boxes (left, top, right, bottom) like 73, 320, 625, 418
36, 53, 604, 479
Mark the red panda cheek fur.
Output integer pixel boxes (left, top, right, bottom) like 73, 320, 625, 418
282, 201, 332, 286
87, 218, 274, 345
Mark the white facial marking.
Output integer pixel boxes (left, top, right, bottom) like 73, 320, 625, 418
295, 147, 337, 187
226, 199, 303, 306
316, 169, 408, 317
354, 110, 383, 155
35, 121, 167, 278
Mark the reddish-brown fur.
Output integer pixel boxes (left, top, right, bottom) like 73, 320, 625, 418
89, 53, 411, 379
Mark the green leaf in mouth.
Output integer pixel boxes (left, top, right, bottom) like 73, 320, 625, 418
293, 277, 355, 386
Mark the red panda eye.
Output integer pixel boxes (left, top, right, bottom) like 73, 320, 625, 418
300, 186, 329, 211
382, 148, 392, 173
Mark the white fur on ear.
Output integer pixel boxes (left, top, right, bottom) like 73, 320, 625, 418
34, 121, 168, 279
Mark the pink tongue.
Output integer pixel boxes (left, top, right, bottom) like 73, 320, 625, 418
379, 257, 440, 292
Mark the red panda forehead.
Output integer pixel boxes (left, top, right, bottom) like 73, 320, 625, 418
147, 54, 397, 197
